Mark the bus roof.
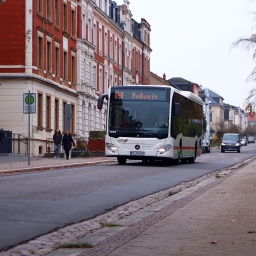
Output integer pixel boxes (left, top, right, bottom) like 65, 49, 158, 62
180, 91, 203, 105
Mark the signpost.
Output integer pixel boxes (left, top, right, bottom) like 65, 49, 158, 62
23, 91, 36, 165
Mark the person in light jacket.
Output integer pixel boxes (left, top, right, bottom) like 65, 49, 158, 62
53, 128, 62, 159
62, 130, 75, 160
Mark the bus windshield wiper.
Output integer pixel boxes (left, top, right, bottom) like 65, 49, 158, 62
136, 130, 168, 139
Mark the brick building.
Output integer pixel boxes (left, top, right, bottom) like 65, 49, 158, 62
0, 0, 78, 155
0, 0, 151, 156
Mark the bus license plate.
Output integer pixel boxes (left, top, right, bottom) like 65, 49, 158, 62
130, 151, 145, 156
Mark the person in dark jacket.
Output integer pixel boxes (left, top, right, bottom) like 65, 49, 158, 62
53, 128, 62, 159
62, 130, 75, 160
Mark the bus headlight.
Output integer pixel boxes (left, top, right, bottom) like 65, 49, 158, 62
158, 144, 172, 154
106, 143, 117, 152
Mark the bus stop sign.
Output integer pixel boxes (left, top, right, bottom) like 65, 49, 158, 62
23, 93, 36, 114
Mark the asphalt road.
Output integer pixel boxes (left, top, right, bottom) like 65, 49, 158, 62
0, 144, 256, 251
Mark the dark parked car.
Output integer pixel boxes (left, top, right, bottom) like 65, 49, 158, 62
202, 140, 210, 153
248, 136, 255, 143
221, 133, 241, 153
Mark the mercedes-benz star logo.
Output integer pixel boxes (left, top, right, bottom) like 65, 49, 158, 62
135, 145, 140, 150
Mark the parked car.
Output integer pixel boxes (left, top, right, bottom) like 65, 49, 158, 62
202, 140, 210, 153
248, 136, 255, 143
221, 133, 241, 153
240, 137, 247, 146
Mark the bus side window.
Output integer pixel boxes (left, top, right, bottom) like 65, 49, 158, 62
173, 103, 180, 116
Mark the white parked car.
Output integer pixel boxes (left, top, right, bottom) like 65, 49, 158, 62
240, 137, 247, 146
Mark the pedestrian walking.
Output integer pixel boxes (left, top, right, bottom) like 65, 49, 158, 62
62, 130, 75, 160
53, 128, 62, 159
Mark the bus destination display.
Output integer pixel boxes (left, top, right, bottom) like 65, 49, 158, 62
111, 88, 168, 102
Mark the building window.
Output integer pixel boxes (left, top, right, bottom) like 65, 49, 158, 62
89, 61, 92, 84
99, 67, 102, 92
54, 0, 59, 27
63, 4, 68, 32
82, 101, 85, 133
126, 51, 129, 69
54, 98, 59, 130
124, 48, 127, 68
131, 48, 134, 70
93, 23, 97, 47
88, 19, 92, 43
104, 32, 108, 56
135, 50, 138, 71
109, 74, 113, 87
46, 0, 52, 20
104, 71, 108, 93
110, 37, 113, 59
71, 9, 76, 37
71, 53, 76, 84
63, 102, 66, 130
114, 40, 117, 62
46, 95, 51, 129
46, 40, 52, 73
82, 14, 86, 39
54, 44, 60, 77
38, 93, 43, 128
38, 0, 43, 15
93, 65, 96, 89
104, 0, 107, 14
99, 28, 102, 54
71, 104, 75, 134
63, 51, 68, 81
119, 44, 122, 65
38, 36, 44, 69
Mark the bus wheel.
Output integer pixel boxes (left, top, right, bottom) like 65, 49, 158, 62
173, 154, 180, 165
181, 158, 188, 164
188, 145, 197, 163
117, 157, 126, 165
174, 142, 182, 165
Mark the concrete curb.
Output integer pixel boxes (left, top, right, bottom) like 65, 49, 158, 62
0, 159, 117, 175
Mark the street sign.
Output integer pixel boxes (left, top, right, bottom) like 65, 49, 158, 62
23, 93, 36, 114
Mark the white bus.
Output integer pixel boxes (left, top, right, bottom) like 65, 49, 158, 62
97, 85, 204, 165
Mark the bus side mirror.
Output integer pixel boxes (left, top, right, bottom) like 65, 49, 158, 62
97, 94, 108, 109
173, 103, 180, 116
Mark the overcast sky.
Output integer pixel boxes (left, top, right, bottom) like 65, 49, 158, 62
116, 0, 256, 108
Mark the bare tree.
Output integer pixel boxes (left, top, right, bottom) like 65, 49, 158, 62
244, 124, 256, 136
232, 8, 256, 112
214, 120, 226, 145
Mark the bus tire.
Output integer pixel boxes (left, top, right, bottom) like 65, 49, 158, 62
188, 144, 197, 163
173, 142, 182, 165
181, 158, 188, 164
117, 157, 126, 165
188, 156, 195, 163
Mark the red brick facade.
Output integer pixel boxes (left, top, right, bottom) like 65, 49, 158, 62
0, 1, 26, 69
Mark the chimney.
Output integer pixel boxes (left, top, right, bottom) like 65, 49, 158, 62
163, 73, 166, 80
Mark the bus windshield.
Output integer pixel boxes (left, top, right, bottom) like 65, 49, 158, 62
108, 87, 170, 139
